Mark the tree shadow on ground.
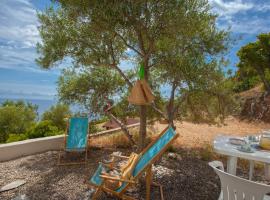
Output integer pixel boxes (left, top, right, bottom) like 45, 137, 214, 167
3, 147, 221, 200
18, 148, 118, 200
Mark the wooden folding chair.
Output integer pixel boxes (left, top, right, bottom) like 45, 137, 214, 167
58, 117, 89, 165
87, 126, 179, 200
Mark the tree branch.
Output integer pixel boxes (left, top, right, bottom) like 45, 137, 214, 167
108, 40, 134, 88
148, 62, 156, 69
151, 102, 167, 120
173, 92, 187, 114
136, 28, 146, 56
115, 32, 143, 56
106, 112, 136, 145
113, 64, 133, 88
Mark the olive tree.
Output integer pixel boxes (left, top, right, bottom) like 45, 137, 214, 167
37, 0, 229, 149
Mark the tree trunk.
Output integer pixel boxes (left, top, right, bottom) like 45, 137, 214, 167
139, 105, 147, 150
167, 110, 174, 128
256, 67, 270, 93
138, 59, 149, 151
107, 112, 136, 146
167, 81, 177, 129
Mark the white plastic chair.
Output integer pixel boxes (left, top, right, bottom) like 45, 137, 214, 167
209, 161, 270, 200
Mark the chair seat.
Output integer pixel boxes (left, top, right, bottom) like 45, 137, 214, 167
90, 163, 106, 186
89, 163, 129, 193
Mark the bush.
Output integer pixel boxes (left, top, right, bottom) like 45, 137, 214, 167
233, 76, 261, 93
92, 116, 109, 125
27, 120, 63, 139
6, 134, 28, 143
200, 143, 216, 161
0, 100, 37, 143
42, 104, 71, 131
89, 124, 102, 134
167, 145, 177, 153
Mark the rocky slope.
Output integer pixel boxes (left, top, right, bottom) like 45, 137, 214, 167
240, 85, 270, 122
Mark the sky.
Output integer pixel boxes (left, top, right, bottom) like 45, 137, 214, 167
0, 0, 269, 100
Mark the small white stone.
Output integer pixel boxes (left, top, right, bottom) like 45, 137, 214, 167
168, 153, 177, 159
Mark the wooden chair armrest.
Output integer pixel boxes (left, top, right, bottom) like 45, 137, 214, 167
100, 175, 136, 184
101, 163, 121, 172
111, 154, 129, 159
102, 160, 115, 164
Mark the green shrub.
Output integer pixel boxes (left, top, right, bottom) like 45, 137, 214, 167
27, 120, 63, 139
92, 116, 109, 125
89, 124, 102, 134
0, 100, 37, 143
167, 145, 177, 153
6, 134, 28, 143
233, 76, 261, 93
200, 143, 215, 161
42, 104, 71, 130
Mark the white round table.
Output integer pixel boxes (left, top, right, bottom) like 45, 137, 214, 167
213, 135, 270, 180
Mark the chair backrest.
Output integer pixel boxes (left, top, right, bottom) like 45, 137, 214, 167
66, 117, 89, 149
116, 126, 178, 192
133, 126, 177, 176
209, 161, 270, 200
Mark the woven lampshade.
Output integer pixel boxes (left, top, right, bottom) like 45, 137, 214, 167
128, 79, 155, 105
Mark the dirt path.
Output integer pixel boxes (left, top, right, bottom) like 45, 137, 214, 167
150, 117, 270, 148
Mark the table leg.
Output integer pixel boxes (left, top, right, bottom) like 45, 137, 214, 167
249, 160, 254, 180
264, 164, 270, 180
227, 156, 237, 175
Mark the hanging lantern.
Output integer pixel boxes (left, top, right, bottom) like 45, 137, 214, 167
128, 63, 155, 105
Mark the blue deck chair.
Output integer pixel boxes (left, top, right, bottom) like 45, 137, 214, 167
87, 126, 179, 200
58, 117, 89, 165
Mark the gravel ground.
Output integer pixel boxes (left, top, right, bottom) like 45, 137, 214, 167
0, 147, 267, 200
0, 148, 110, 200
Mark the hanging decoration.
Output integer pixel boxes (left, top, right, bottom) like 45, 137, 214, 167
128, 63, 155, 105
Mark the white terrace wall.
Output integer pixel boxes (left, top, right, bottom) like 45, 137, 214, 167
0, 123, 140, 162
0, 135, 64, 162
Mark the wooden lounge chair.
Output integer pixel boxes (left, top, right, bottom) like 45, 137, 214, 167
209, 161, 270, 200
58, 117, 89, 165
87, 126, 179, 200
